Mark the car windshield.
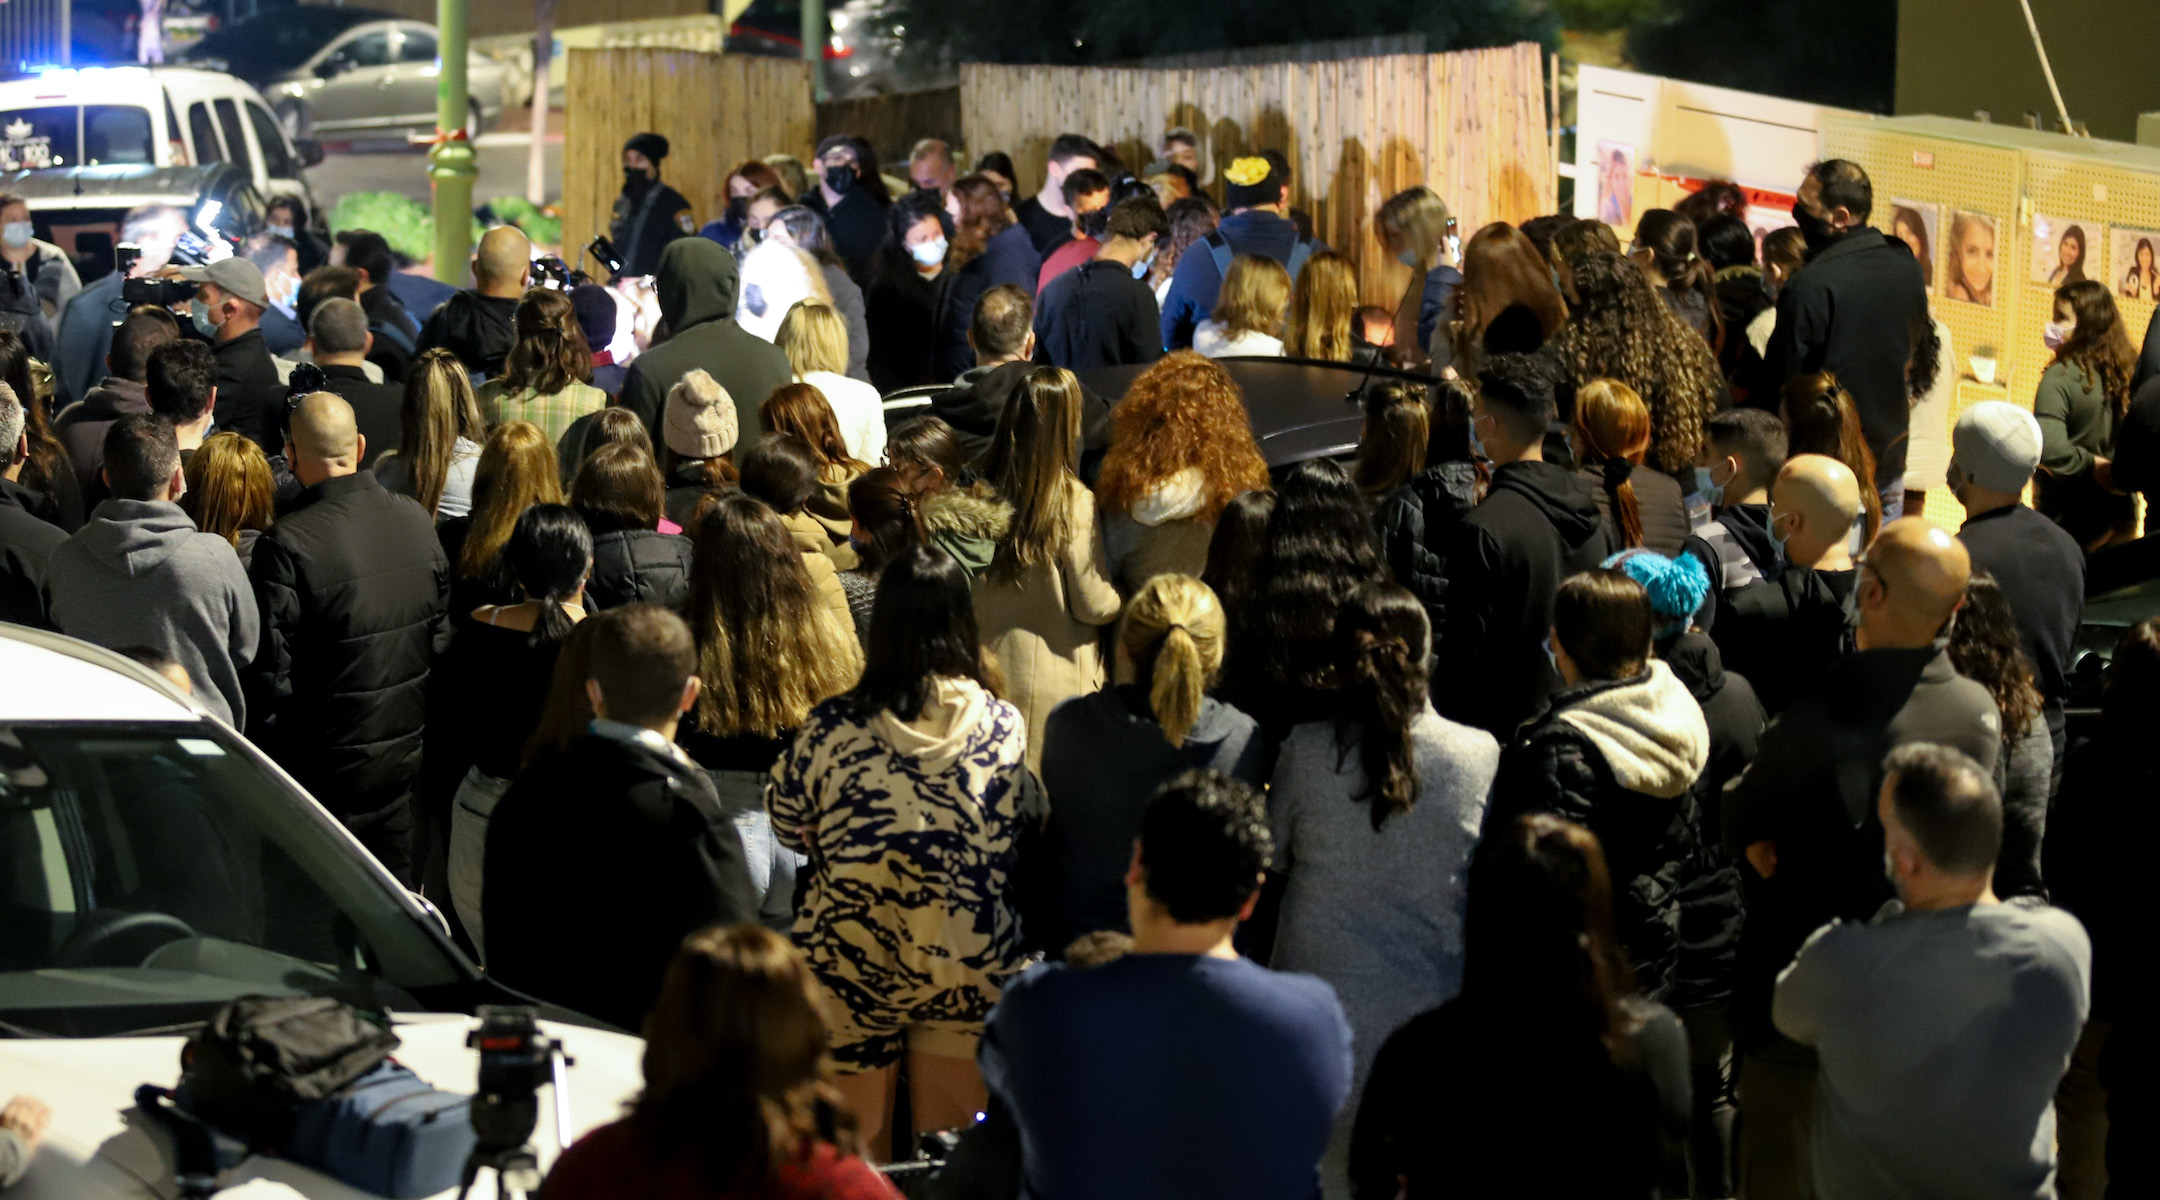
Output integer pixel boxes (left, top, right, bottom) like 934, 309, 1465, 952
186, 9, 378, 72
0, 105, 156, 170
0, 721, 470, 1038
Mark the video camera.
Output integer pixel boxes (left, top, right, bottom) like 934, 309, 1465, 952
115, 243, 200, 308
456, 1005, 573, 1200
531, 254, 585, 291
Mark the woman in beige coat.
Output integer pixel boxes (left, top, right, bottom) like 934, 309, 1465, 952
972, 367, 1123, 770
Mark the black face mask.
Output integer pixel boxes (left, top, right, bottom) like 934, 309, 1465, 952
1793, 204, 1837, 257
727, 195, 749, 221
624, 167, 653, 193
823, 164, 858, 195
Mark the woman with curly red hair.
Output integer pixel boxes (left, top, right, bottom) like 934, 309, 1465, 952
1094, 351, 1273, 592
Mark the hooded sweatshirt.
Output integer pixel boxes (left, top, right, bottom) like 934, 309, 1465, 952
768, 680, 1038, 995
1493, 660, 1711, 999
620, 238, 794, 448
930, 359, 1116, 473
1102, 468, 1216, 592
52, 377, 151, 502
415, 290, 519, 380
47, 499, 259, 725
920, 483, 1014, 580
1437, 459, 1621, 738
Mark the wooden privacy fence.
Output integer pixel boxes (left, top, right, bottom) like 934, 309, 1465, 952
958, 44, 1555, 306
561, 49, 816, 267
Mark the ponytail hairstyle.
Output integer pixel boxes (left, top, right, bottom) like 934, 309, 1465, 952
1119, 574, 1228, 747
1351, 379, 1431, 498
502, 503, 592, 647
500, 287, 593, 395
1631, 209, 1724, 348
1780, 371, 1881, 545
1333, 584, 1431, 831
846, 466, 927, 573
1572, 379, 1654, 548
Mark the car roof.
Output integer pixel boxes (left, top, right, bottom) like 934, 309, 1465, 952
0, 64, 239, 97
0, 626, 203, 723
6, 162, 242, 204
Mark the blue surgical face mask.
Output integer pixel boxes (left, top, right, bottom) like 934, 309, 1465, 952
1132, 249, 1158, 280
1396, 248, 1420, 268
267, 222, 295, 240
190, 297, 219, 338
848, 532, 871, 556
1542, 633, 1559, 676
1769, 511, 1793, 555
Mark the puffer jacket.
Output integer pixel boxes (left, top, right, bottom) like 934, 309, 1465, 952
586, 527, 693, 613
1660, 632, 1763, 1010
245, 471, 450, 821
1373, 459, 1481, 632
1490, 660, 1711, 1001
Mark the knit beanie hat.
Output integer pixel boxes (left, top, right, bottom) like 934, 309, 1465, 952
1950, 401, 2043, 495
624, 132, 670, 164
1603, 549, 1711, 642
1222, 155, 1286, 211
568, 284, 617, 355
664, 369, 737, 459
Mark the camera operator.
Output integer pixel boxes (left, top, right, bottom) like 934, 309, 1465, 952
243, 233, 306, 356
52, 204, 187, 408
167, 258, 284, 452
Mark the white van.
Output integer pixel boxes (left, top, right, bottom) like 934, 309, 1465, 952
0, 65, 321, 215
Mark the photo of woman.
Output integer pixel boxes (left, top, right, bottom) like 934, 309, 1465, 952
1890, 201, 1938, 292
2114, 228, 2160, 301
2032, 217, 2090, 286
1596, 142, 1635, 229
1945, 210, 1998, 307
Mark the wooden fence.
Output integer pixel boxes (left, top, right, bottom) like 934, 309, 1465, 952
560, 49, 815, 266
958, 44, 1554, 306
818, 87, 965, 174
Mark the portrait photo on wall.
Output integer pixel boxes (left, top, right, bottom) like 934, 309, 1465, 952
1595, 141, 1636, 230
2113, 226, 2160, 302
1944, 210, 1999, 308
2031, 214, 2094, 287
1889, 200, 1940, 292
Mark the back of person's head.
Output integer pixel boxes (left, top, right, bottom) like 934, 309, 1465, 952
587, 604, 696, 728
1159, 195, 1220, 278
1808, 158, 1873, 221
1476, 350, 1560, 442
474, 225, 533, 290
776, 300, 849, 378
336, 230, 398, 287
689, 492, 858, 738
1105, 195, 1168, 244
846, 466, 925, 573
1760, 227, 1808, 281
1631, 209, 1722, 344
635, 925, 850, 1187
969, 284, 1033, 363
2103, 618, 2160, 733
308, 296, 370, 357
1781, 371, 1880, 543
1120, 574, 1227, 747
760, 382, 862, 473
145, 339, 217, 424
504, 504, 592, 645
1211, 254, 1292, 340
854, 546, 987, 720
1604, 548, 1711, 644
286, 391, 360, 471
1263, 459, 1381, 687
1425, 378, 1480, 467
102, 412, 180, 502
181, 431, 274, 547
1554, 569, 1654, 683
1574, 378, 1652, 546
1457, 222, 1568, 352
1463, 813, 1634, 1043
1136, 770, 1271, 923
663, 369, 739, 483
297, 265, 362, 327
577, 407, 656, 473
572, 441, 665, 532
884, 414, 968, 492
463, 421, 564, 578
399, 348, 486, 517
1860, 517, 1972, 642
1881, 743, 2001, 877
1351, 379, 1431, 496
1698, 213, 1756, 271
108, 308, 180, 383
1200, 487, 1275, 616
1094, 351, 1269, 525
503, 287, 593, 395
1945, 572, 2042, 745
1286, 250, 1361, 362
983, 366, 1084, 578
1673, 180, 1749, 228
1705, 407, 1788, 495
1333, 584, 1432, 830
738, 433, 823, 517
769, 205, 840, 267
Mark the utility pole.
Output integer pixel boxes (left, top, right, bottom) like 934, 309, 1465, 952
430, 0, 476, 284
526, 0, 554, 206
801, 0, 825, 102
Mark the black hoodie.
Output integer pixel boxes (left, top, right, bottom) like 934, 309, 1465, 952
1436, 459, 1620, 737
619, 239, 792, 447
1681, 501, 1783, 634
416, 291, 519, 380
1660, 632, 1763, 1010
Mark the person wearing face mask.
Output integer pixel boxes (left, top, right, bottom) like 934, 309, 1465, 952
1708, 454, 1862, 720
610, 132, 696, 278
862, 192, 949, 391
1030, 195, 1166, 372
1764, 160, 1929, 520
265, 195, 330, 274
1680, 408, 1788, 634
801, 135, 893, 286
0, 191, 81, 326
168, 256, 284, 452
908, 138, 959, 203
1033, 169, 1114, 296
697, 161, 785, 251
243, 233, 307, 355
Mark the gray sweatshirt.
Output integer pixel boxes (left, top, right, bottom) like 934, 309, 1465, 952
48, 499, 260, 726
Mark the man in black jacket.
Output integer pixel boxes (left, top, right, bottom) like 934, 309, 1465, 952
416, 226, 528, 382
932, 285, 1112, 474
611, 133, 697, 279
303, 299, 404, 471
1724, 517, 2002, 1200
1764, 160, 1929, 516
1711, 455, 1862, 717
483, 605, 757, 1032
1437, 352, 1620, 737
0, 384, 64, 628
1031, 196, 1165, 372
173, 257, 284, 451
246, 393, 449, 885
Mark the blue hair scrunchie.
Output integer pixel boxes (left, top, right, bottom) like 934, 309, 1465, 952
1602, 548, 1711, 641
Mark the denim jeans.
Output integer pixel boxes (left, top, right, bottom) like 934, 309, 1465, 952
705, 768, 804, 932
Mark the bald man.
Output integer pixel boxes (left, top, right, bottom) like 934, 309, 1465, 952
247, 391, 449, 884
1722, 514, 2002, 1200
1710, 455, 1866, 717
415, 225, 532, 379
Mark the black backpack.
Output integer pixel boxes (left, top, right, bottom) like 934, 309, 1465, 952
176, 995, 401, 1150
0, 265, 47, 357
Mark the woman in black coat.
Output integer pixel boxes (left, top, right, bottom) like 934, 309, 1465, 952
571, 442, 692, 613
932, 175, 1044, 381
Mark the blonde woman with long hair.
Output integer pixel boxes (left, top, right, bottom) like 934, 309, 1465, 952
452, 421, 564, 611
377, 348, 486, 519
181, 432, 275, 568
1377, 185, 1459, 356
777, 300, 885, 464
1093, 351, 1271, 592
973, 366, 1123, 769
1037, 573, 1267, 950
1193, 255, 1291, 359
1286, 250, 1365, 363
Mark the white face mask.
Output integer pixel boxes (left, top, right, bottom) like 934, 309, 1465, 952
267, 222, 296, 240
911, 237, 948, 267
1, 222, 32, 250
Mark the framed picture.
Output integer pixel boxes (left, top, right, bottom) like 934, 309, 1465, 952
1944, 210, 1999, 308
2031, 214, 2097, 288
1594, 141, 1636, 230
1887, 200, 1940, 292
2112, 226, 2160, 302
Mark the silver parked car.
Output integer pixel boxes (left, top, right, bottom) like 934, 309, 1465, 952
184, 7, 506, 141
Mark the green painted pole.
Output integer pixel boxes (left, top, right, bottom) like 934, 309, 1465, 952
430, 0, 476, 284
801, 0, 826, 103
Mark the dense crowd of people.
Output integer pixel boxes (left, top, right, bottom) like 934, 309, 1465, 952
4, 129, 2158, 1200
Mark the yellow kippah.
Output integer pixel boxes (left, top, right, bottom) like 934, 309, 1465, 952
1224, 157, 1270, 187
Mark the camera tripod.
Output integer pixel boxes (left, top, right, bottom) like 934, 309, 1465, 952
454, 1006, 575, 1200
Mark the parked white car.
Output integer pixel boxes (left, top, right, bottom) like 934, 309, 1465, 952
0, 626, 644, 1199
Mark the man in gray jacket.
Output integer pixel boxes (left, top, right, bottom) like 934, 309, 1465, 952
47, 414, 258, 724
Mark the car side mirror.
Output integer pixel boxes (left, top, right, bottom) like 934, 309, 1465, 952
314, 58, 346, 79
295, 138, 325, 167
